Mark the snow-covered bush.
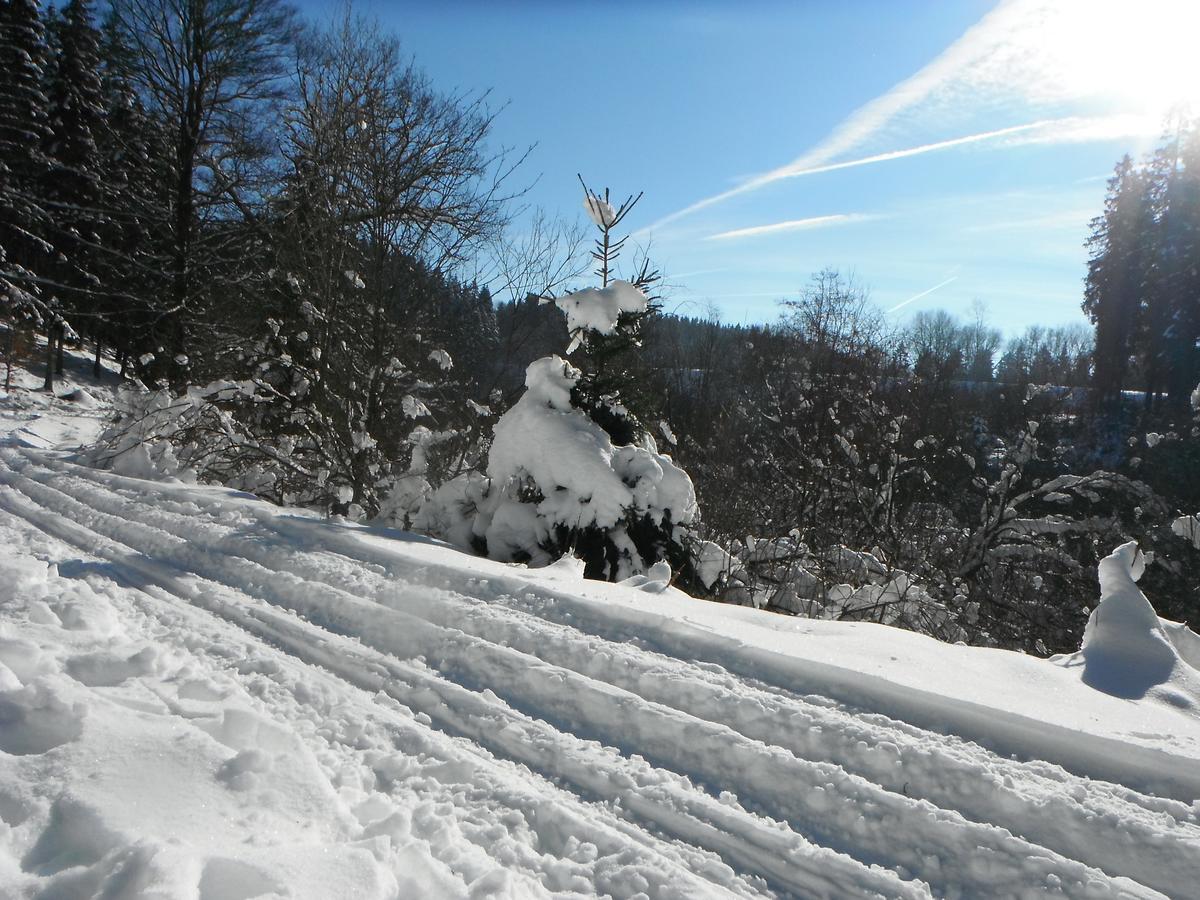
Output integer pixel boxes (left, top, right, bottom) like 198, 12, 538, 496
699, 533, 968, 641
674, 296, 1197, 652
90, 319, 491, 520
478, 353, 696, 578
87, 380, 281, 492
416, 183, 702, 583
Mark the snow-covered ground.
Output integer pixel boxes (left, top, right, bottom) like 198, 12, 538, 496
1, 351, 1199, 899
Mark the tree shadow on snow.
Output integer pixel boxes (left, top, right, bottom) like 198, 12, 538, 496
274, 513, 449, 549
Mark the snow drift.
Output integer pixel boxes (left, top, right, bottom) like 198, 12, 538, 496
1075, 541, 1200, 709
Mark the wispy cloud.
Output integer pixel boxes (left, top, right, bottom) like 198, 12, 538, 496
704, 291, 794, 299
1000, 113, 1161, 147
965, 208, 1096, 233
644, 1, 1037, 232
645, 0, 1171, 234
706, 213, 878, 241
886, 276, 959, 313
668, 267, 729, 279
785, 0, 1036, 170
646, 120, 1059, 233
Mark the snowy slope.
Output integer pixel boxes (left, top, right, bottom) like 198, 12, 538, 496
1, 358, 1199, 899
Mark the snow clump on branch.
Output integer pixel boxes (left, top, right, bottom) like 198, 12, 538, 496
552, 280, 649, 353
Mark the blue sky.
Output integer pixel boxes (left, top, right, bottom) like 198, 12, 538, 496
298, 0, 1198, 334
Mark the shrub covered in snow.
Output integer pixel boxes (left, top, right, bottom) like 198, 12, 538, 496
698, 533, 969, 641
416, 183, 702, 584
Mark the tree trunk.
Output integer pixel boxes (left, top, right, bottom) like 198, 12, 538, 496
43, 328, 56, 392
55, 323, 65, 375
94, 340, 103, 378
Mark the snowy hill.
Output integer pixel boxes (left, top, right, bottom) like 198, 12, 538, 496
1, 354, 1199, 899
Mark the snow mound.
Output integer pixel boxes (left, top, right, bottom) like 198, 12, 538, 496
417, 356, 697, 578
523, 354, 578, 410
477, 356, 696, 575
59, 387, 96, 407
487, 356, 632, 530
1078, 541, 1200, 709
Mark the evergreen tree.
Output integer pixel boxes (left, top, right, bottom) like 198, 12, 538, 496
0, 0, 57, 328
92, 7, 169, 374
1157, 126, 1200, 409
1086, 124, 1200, 410
464, 182, 701, 586
569, 179, 660, 445
1136, 130, 1184, 407
43, 0, 105, 316
1084, 156, 1153, 401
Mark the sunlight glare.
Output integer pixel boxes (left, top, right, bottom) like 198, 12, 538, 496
1032, 0, 1200, 114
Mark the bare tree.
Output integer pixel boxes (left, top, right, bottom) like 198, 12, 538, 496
216, 7, 524, 509
108, 0, 297, 373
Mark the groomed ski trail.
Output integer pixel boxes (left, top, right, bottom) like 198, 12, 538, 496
2, 445, 1197, 899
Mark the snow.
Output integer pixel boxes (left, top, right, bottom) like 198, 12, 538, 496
553, 280, 649, 352
523, 353, 578, 410
1, 349, 1200, 897
472, 355, 697, 575
1071, 541, 1200, 709
1173, 514, 1200, 550
0, 349, 114, 453
583, 193, 617, 228
400, 394, 430, 419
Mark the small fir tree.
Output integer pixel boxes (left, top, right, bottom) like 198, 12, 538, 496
461, 181, 701, 586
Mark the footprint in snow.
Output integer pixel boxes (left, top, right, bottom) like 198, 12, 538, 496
65, 646, 159, 688
0, 681, 85, 755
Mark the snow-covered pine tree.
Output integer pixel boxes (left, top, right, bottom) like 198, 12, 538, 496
93, 9, 167, 376
0, 0, 61, 339
441, 181, 701, 585
43, 0, 105, 330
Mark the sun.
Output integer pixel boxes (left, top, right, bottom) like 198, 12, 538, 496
1031, 0, 1200, 115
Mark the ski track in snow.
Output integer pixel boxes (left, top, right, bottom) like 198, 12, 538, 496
1, 445, 1197, 898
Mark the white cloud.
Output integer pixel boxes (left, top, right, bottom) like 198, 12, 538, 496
647, 117, 1116, 233
964, 208, 1096, 233
668, 267, 729, 279
764, 123, 1049, 179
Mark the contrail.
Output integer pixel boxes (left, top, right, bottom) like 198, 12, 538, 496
706, 213, 875, 241
644, 121, 1050, 234
887, 276, 959, 313
769, 123, 1051, 180
638, 0, 1037, 236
